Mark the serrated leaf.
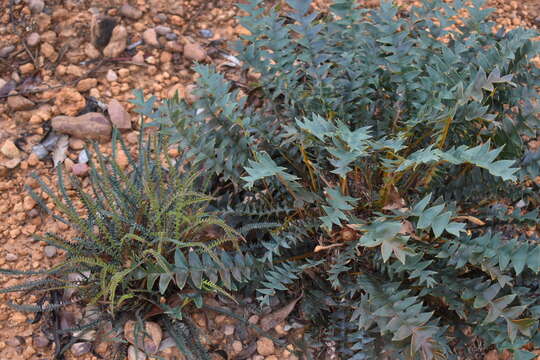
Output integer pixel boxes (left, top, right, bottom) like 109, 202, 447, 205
158, 273, 172, 295
513, 350, 537, 360
412, 194, 432, 214
528, 246, 540, 273
242, 151, 300, 189
511, 245, 529, 275
431, 211, 451, 237
147, 273, 159, 292
188, 251, 203, 289
417, 204, 444, 229
510, 318, 537, 338
296, 114, 336, 141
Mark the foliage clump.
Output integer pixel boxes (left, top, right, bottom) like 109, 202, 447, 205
1, 130, 252, 359
145, 0, 540, 358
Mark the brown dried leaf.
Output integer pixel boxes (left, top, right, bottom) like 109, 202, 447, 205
314, 243, 344, 252
260, 295, 302, 332
52, 135, 69, 167
453, 216, 485, 226
383, 185, 406, 211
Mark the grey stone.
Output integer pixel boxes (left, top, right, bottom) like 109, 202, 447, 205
120, 4, 143, 20
154, 25, 171, 35
71, 342, 91, 356
29, 0, 45, 14
44, 245, 57, 258
0, 45, 16, 58
6, 253, 18, 262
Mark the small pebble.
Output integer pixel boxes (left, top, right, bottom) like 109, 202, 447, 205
29, 0, 45, 14
155, 25, 171, 35
155, 13, 167, 22
27, 153, 39, 167
199, 29, 213, 38
120, 4, 143, 20
69, 138, 85, 151
103, 25, 127, 58
71, 342, 91, 356
223, 325, 235, 336
6, 253, 18, 262
1, 139, 21, 159
76, 78, 97, 92
256, 337, 274, 356
6, 337, 23, 347
72, 163, 89, 177
165, 32, 178, 41
33, 333, 49, 348
23, 196, 36, 211
232, 340, 243, 353
127, 345, 147, 360
132, 52, 144, 64
20, 63, 35, 74
0, 46, 15, 58
183, 41, 206, 62
143, 28, 159, 47
44, 246, 57, 258
106, 69, 118, 82
26, 33, 41, 47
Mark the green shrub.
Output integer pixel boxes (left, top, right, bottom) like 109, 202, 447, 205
146, 0, 540, 358
1, 129, 253, 359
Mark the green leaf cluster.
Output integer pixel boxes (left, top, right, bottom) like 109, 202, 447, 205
143, 0, 540, 357
143, 0, 540, 356
1, 126, 250, 359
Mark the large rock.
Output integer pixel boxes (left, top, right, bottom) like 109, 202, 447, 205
103, 25, 127, 58
91, 16, 117, 49
7, 95, 35, 111
107, 99, 131, 130
52, 112, 112, 142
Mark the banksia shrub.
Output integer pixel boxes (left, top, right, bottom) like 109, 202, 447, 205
146, 0, 540, 358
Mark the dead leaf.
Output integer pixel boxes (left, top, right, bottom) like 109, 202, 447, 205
314, 243, 344, 252
383, 185, 406, 211
52, 135, 69, 167
454, 216, 485, 226
260, 295, 302, 332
